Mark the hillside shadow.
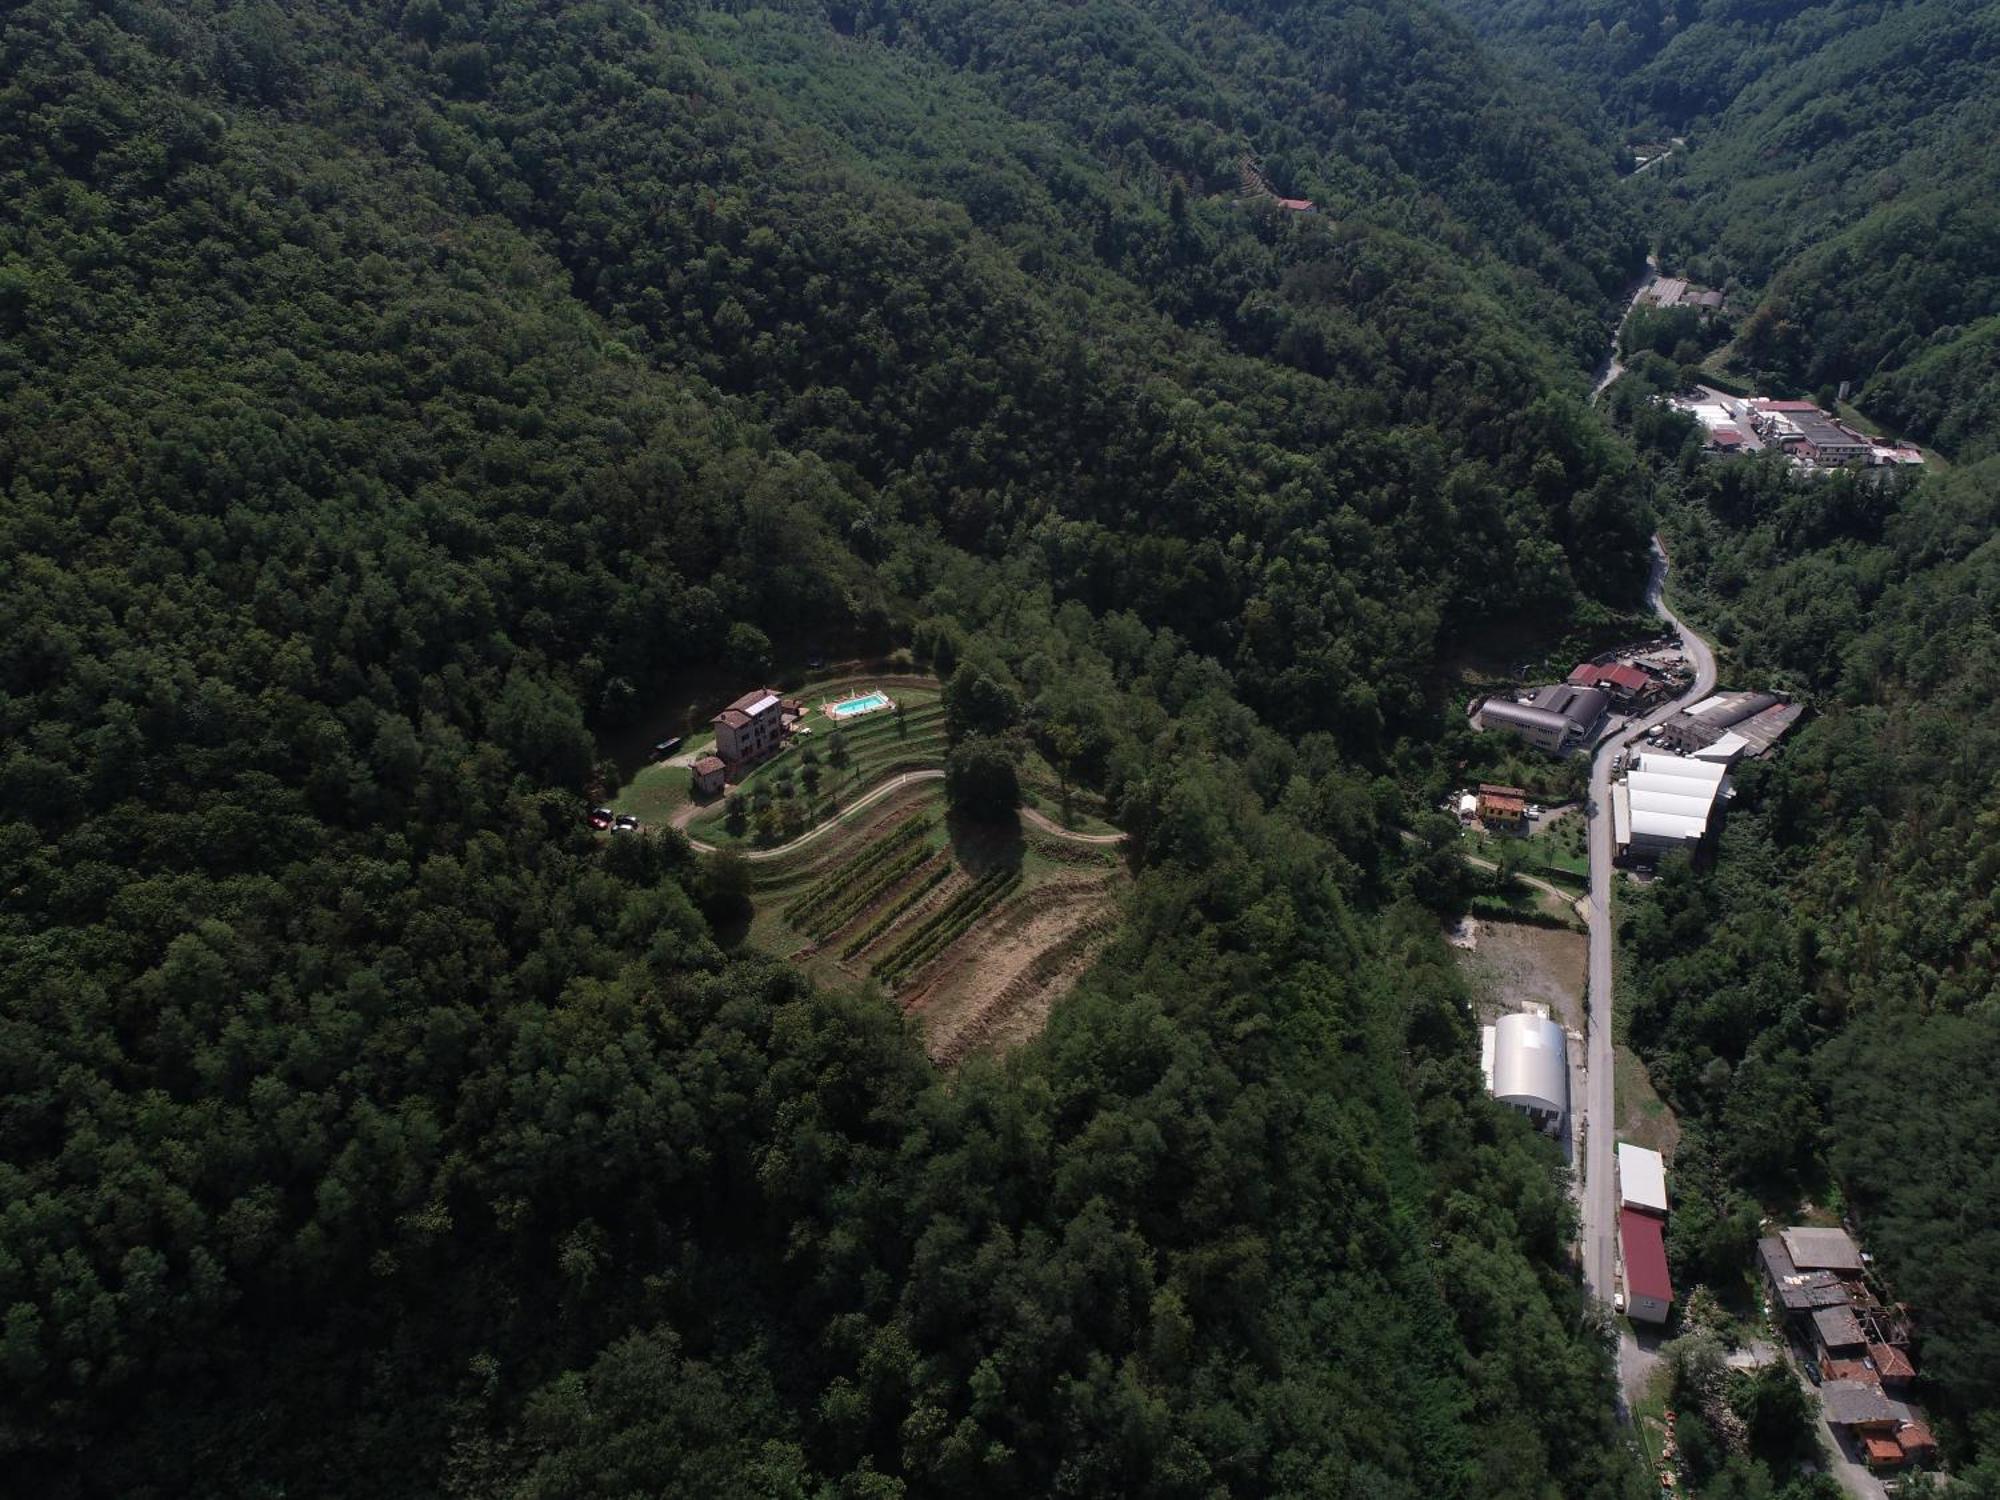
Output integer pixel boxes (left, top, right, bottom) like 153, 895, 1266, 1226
945, 808, 1025, 877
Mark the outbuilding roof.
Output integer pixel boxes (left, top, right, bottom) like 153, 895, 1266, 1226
693, 754, 726, 775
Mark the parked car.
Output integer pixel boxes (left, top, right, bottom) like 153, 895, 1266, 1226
806, 654, 824, 670
653, 736, 682, 759
588, 806, 614, 830
1804, 1359, 1822, 1386
612, 814, 640, 834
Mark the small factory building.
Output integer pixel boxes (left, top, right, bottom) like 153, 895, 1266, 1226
1480, 1010, 1569, 1131
1475, 683, 1610, 755
1613, 753, 1729, 861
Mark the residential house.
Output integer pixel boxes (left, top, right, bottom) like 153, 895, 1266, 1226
691, 755, 727, 797
1477, 783, 1529, 830
712, 687, 785, 769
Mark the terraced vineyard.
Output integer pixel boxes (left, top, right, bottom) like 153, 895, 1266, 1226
739, 769, 1126, 1063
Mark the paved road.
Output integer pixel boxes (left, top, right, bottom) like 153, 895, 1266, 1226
1591, 254, 1661, 404
1578, 536, 1718, 1314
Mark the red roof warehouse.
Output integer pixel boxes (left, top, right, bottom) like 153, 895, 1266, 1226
1621, 1208, 1674, 1323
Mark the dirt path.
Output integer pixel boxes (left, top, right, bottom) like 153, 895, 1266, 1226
904, 878, 1120, 1064
678, 770, 1124, 858
1021, 805, 1125, 845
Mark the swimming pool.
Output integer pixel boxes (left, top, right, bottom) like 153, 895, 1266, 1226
829, 691, 891, 719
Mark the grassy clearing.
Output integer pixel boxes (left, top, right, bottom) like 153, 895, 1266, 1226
687, 689, 946, 848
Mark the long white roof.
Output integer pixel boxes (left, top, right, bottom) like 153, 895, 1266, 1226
1619, 1143, 1669, 1214
1624, 754, 1728, 843
1488, 1011, 1567, 1115
1634, 754, 1727, 783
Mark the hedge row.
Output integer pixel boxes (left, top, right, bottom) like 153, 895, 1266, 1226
839, 858, 953, 959
786, 816, 931, 930
805, 839, 935, 941
877, 867, 1021, 986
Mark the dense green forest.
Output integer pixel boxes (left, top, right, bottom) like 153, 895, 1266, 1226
1612, 443, 2000, 1485
0, 0, 1668, 1494
1448, 0, 2000, 456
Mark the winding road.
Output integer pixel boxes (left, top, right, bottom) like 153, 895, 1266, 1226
1590, 254, 1661, 404
1577, 536, 1717, 1314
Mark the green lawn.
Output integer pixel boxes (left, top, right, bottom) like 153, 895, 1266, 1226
687, 688, 946, 847
1465, 815, 1591, 879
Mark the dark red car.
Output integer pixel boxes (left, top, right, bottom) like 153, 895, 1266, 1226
588, 806, 614, 830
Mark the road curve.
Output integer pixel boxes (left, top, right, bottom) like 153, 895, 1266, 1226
1577, 535, 1718, 1313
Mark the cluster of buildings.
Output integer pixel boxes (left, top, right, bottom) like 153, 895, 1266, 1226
1475, 644, 1691, 758
1474, 682, 1612, 755
1610, 692, 1802, 864
1670, 388, 1925, 470
1760, 1226, 1936, 1474
1650, 690, 1803, 762
1642, 276, 1725, 315
1618, 1143, 1673, 1324
692, 686, 811, 796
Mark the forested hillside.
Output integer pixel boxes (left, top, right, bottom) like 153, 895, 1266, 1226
1, 0, 1655, 1494
1619, 452, 2000, 1484
1447, 0, 2000, 456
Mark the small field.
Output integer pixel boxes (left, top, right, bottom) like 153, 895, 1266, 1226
1465, 808, 1590, 880
740, 776, 1126, 1063
1454, 918, 1587, 1033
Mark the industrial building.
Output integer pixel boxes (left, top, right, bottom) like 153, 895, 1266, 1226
1618, 1143, 1669, 1217
1612, 753, 1729, 860
1653, 691, 1802, 761
1475, 682, 1609, 754
1620, 1208, 1674, 1324
1480, 1010, 1568, 1130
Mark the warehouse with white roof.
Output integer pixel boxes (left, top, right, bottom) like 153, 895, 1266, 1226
1480, 1010, 1568, 1130
1618, 1143, 1669, 1216
1612, 753, 1729, 860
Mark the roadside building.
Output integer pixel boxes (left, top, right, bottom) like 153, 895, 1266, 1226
1480, 1010, 1568, 1130
1618, 1143, 1669, 1217
1620, 1208, 1674, 1324
1475, 698, 1572, 753
1821, 1378, 1900, 1435
1477, 783, 1529, 830
1568, 660, 1652, 704
1530, 682, 1610, 741
1612, 753, 1729, 861
712, 687, 785, 769
1273, 196, 1315, 213
1814, 1304, 1868, 1362
690, 754, 727, 797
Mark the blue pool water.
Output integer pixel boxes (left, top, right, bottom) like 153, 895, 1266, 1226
830, 692, 889, 718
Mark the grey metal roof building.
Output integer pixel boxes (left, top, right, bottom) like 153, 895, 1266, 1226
1814, 1305, 1866, 1350
1758, 1236, 1854, 1312
1821, 1379, 1898, 1427
1782, 1226, 1865, 1273
1476, 699, 1573, 753
1483, 1011, 1569, 1124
